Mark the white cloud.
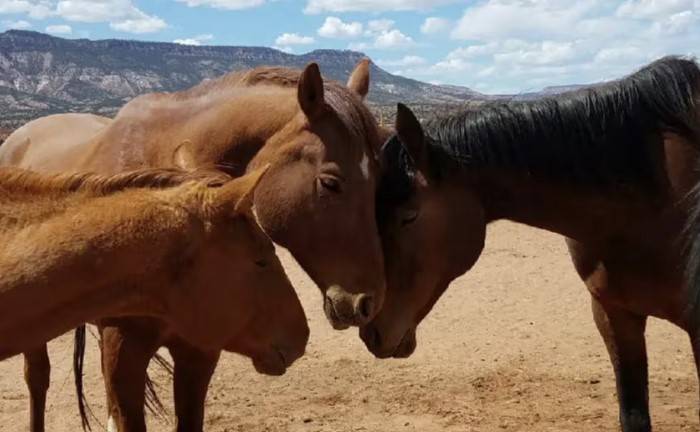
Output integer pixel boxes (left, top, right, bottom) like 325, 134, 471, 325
446, 42, 499, 60
323, 0, 700, 94
616, 0, 694, 19
378, 55, 427, 67
3, 1, 168, 34
593, 46, 649, 65
366, 19, 394, 35
2, 19, 32, 29
421, 17, 450, 34
305, 0, 461, 14
174, 34, 214, 46
176, 0, 266, 9
45, 24, 71, 34
493, 40, 577, 66
56, 0, 124, 22
275, 32, 315, 45
374, 29, 415, 49
317, 16, 363, 38
348, 20, 416, 51
660, 10, 697, 34
0, 1, 53, 19
451, 0, 607, 41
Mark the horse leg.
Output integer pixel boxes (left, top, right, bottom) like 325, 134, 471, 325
169, 340, 220, 432
592, 297, 651, 432
99, 321, 161, 432
689, 325, 700, 425
23, 345, 50, 432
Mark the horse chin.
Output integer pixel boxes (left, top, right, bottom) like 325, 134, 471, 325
360, 324, 417, 359
391, 328, 417, 358
251, 347, 289, 376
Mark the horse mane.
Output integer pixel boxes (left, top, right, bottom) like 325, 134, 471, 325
174, 67, 302, 100
0, 167, 231, 198
423, 56, 700, 189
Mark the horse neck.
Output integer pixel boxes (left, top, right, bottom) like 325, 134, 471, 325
85, 87, 300, 173
438, 94, 679, 243
470, 168, 665, 243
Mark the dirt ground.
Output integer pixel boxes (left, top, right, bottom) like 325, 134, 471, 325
0, 222, 697, 431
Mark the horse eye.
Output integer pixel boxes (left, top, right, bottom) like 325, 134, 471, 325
401, 210, 419, 226
319, 176, 342, 193
255, 260, 268, 268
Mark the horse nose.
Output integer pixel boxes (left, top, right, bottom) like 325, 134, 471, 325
354, 294, 375, 324
324, 286, 377, 328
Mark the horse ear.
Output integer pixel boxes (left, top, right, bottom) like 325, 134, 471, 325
298, 63, 325, 119
212, 164, 271, 217
173, 140, 197, 170
232, 164, 271, 214
395, 103, 426, 166
347, 58, 370, 99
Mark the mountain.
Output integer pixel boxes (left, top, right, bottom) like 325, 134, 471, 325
0, 30, 482, 127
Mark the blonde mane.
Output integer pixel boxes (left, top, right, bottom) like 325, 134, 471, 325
173, 67, 302, 101
0, 167, 231, 198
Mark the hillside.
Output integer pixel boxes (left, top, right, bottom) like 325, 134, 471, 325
0, 30, 482, 127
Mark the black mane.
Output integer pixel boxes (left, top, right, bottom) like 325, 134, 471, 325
424, 56, 700, 189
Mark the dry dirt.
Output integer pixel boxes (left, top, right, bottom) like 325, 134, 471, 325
0, 222, 697, 431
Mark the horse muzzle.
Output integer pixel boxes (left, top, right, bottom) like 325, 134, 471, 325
323, 285, 377, 329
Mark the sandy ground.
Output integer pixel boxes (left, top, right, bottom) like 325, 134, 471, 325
0, 221, 697, 431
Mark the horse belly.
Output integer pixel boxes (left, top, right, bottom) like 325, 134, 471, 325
568, 239, 686, 323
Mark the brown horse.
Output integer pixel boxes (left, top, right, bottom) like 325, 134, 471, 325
0, 166, 308, 368
0, 61, 384, 431
364, 57, 700, 432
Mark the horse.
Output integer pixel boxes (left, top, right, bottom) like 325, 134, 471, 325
0, 61, 385, 431
0, 165, 309, 369
363, 57, 700, 432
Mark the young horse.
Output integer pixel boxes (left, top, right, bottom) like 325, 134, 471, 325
0, 166, 308, 368
0, 61, 384, 431
364, 57, 700, 432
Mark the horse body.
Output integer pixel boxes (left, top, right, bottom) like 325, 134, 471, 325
0, 166, 308, 366
1, 61, 384, 431
367, 57, 700, 432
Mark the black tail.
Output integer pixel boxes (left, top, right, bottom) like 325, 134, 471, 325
74, 325, 94, 431
73, 327, 174, 426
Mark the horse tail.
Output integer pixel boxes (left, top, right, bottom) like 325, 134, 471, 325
74, 325, 94, 431
144, 352, 172, 419
74, 326, 172, 424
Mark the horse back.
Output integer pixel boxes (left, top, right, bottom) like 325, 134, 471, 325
0, 114, 111, 173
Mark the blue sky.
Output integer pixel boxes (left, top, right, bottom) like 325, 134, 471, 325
1, 0, 699, 94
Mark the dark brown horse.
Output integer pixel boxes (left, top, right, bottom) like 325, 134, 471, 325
0, 61, 385, 431
364, 57, 700, 432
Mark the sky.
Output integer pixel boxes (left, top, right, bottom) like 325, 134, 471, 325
0, 0, 699, 94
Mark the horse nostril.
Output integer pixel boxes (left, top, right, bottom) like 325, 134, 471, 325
355, 294, 375, 323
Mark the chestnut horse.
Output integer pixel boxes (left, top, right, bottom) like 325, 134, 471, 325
0, 165, 308, 367
0, 61, 384, 431
365, 57, 700, 432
